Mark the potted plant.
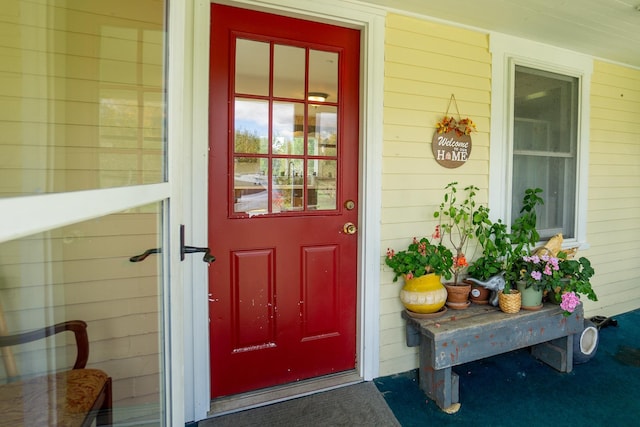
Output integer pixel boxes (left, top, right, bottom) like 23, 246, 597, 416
385, 229, 454, 315
512, 253, 561, 310
465, 188, 544, 312
548, 252, 597, 316
466, 205, 510, 304
433, 182, 479, 309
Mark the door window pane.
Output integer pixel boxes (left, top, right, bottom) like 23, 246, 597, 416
0, 204, 165, 425
309, 50, 338, 103
273, 45, 305, 99
235, 39, 269, 96
272, 102, 305, 155
308, 105, 337, 156
231, 39, 341, 217
273, 158, 304, 212
234, 99, 269, 154
234, 157, 269, 214
512, 66, 578, 239
312, 160, 337, 210
0, 2, 166, 197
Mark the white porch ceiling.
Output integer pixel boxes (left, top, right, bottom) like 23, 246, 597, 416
359, 0, 640, 69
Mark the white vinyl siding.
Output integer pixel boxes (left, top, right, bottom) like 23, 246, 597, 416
380, 13, 491, 376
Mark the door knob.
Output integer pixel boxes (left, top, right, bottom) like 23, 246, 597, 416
343, 222, 357, 234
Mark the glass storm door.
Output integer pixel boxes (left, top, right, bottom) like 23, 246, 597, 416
0, 1, 186, 425
208, 4, 361, 398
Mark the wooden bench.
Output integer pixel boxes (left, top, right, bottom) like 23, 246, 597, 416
402, 303, 583, 411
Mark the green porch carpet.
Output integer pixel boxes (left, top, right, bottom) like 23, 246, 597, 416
375, 308, 640, 426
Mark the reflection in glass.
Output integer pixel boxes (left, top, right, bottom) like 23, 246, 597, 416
234, 99, 269, 154
308, 159, 337, 210
308, 105, 338, 156
234, 157, 269, 213
0, 3, 167, 197
272, 158, 304, 211
274, 45, 305, 99
272, 102, 304, 155
513, 65, 578, 239
0, 205, 165, 424
235, 39, 269, 96
309, 50, 338, 103
230, 41, 341, 215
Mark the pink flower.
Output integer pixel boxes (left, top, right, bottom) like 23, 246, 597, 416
531, 271, 542, 281
386, 248, 395, 259
560, 291, 581, 313
432, 225, 441, 240
405, 272, 414, 280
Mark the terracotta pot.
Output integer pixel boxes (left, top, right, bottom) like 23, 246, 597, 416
444, 282, 471, 310
400, 274, 447, 314
498, 289, 521, 313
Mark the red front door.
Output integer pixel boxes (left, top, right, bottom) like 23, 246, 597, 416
208, 4, 360, 398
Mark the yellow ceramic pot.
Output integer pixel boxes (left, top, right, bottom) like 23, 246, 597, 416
400, 274, 447, 314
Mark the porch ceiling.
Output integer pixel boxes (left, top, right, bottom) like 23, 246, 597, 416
360, 0, 640, 69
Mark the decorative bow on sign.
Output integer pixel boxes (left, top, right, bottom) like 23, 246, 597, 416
431, 94, 477, 169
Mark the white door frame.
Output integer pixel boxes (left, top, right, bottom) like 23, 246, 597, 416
184, 0, 385, 422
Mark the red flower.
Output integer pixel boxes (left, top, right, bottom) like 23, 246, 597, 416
454, 255, 468, 268
432, 225, 441, 240
386, 248, 395, 259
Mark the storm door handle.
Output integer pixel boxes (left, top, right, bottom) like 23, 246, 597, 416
129, 225, 215, 264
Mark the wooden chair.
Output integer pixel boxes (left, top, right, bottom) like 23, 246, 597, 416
0, 320, 112, 427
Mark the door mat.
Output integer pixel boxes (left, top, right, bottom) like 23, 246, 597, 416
199, 381, 400, 427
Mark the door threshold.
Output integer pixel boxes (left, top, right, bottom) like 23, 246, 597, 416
208, 370, 362, 417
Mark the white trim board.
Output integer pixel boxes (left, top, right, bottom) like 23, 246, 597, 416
489, 32, 592, 249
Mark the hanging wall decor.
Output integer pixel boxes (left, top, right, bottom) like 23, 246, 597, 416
431, 94, 476, 168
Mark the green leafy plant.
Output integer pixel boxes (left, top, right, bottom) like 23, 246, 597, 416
385, 230, 454, 283
467, 188, 545, 291
468, 205, 510, 281
502, 188, 545, 291
433, 182, 479, 284
548, 253, 597, 303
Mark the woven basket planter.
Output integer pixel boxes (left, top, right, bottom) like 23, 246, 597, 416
498, 289, 521, 313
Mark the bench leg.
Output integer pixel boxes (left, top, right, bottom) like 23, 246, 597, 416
405, 322, 421, 347
419, 366, 459, 410
531, 335, 574, 373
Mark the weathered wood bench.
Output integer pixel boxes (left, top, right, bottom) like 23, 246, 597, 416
402, 303, 583, 411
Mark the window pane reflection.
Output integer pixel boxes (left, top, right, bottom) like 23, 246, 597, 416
235, 39, 269, 96
308, 105, 337, 156
273, 158, 304, 211
512, 65, 578, 239
0, 205, 165, 425
309, 50, 338, 103
0, 3, 167, 197
272, 102, 304, 155
274, 45, 304, 99
235, 99, 269, 154
230, 40, 341, 216
309, 160, 337, 210
234, 157, 269, 214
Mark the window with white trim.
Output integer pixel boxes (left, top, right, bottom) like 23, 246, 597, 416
490, 34, 592, 247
